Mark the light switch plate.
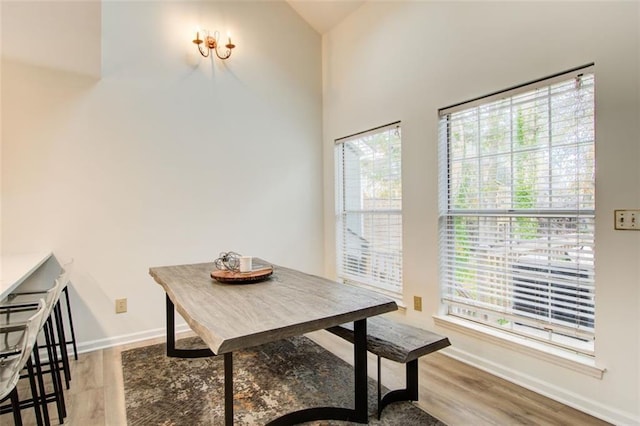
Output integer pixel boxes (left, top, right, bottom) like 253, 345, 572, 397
614, 209, 640, 230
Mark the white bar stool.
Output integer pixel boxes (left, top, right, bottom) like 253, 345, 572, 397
0, 300, 47, 425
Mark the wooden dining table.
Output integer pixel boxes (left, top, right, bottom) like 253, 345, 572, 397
149, 259, 398, 425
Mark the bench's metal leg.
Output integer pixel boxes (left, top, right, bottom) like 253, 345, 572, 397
379, 359, 419, 417
406, 359, 418, 401
225, 352, 233, 426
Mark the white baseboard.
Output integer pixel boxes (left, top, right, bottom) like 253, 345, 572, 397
442, 346, 639, 426
75, 323, 192, 354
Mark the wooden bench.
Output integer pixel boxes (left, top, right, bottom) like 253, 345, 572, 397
326, 315, 451, 418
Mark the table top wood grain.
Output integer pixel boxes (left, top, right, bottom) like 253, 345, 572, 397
149, 259, 398, 355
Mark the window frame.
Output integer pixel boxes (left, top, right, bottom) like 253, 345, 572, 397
335, 121, 403, 298
438, 65, 596, 355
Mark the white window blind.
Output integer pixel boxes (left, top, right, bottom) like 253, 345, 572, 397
438, 66, 595, 354
335, 122, 403, 296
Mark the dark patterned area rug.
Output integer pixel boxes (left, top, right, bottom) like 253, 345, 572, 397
122, 335, 445, 425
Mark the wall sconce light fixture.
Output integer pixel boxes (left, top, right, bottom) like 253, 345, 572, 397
193, 29, 235, 60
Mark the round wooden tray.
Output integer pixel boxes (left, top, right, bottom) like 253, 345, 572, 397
210, 266, 273, 284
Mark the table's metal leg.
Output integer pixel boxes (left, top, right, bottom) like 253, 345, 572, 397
165, 293, 373, 425
165, 294, 214, 358
164, 294, 232, 423
266, 318, 370, 425
225, 352, 233, 426
377, 355, 382, 419
353, 318, 368, 423
166, 294, 175, 356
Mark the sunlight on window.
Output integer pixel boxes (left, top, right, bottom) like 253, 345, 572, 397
439, 68, 595, 354
335, 123, 403, 296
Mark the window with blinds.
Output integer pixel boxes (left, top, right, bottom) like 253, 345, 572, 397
438, 66, 595, 354
335, 122, 403, 296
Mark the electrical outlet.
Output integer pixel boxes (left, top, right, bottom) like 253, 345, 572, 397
615, 209, 640, 230
413, 296, 422, 312
115, 298, 127, 314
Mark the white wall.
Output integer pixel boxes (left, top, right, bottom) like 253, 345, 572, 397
0, 0, 101, 78
323, 2, 639, 424
1, 1, 323, 348
0, 5, 2, 246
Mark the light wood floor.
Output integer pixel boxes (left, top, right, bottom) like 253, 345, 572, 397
7, 331, 609, 426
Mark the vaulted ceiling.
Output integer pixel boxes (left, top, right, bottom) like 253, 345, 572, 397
286, 0, 364, 34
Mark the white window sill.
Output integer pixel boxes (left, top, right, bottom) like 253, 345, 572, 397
341, 280, 405, 308
433, 315, 606, 379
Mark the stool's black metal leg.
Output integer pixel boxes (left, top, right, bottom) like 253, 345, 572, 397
26, 357, 43, 426
31, 342, 50, 426
63, 286, 79, 360
44, 319, 66, 422
54, 302, 71, 389
224, 352, 233, 426
9, 388, 23, 426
